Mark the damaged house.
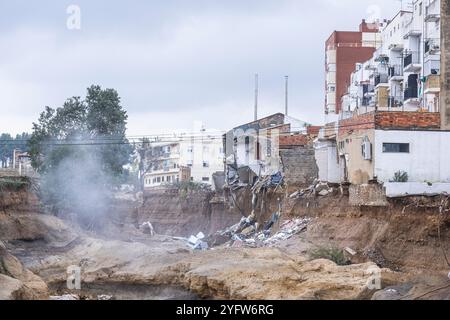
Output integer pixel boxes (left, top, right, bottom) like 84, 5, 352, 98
223, 113, 318, 189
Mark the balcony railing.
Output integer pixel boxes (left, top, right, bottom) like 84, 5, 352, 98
388, 64, 403, 78
404, 87, 418, 100
388, 96, 404, 109
404, 51, 420, 71
425, 5, 440, 22
424, 58, 440, 76
374, 74, 388, 87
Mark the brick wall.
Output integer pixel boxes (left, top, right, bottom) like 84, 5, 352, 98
280, 146, 318, 187
338, 112, 375, 136
374, 112, 440, 130
337, 111, 441, 136
279, 134, 310, 148
307, 126, 321, 136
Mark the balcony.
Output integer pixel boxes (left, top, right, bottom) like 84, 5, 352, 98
374, 73, 389, 87
388, 43, 404, 52
425, 5, 440, 22
424, 57, 440, 76
388, 96, 404, 109
403, 28, 421, 39
424, 74, 440, 94
403, 51, 421, 73
404, 87, 418, 101
388, 64, 403, 81
425, 39, 440, 55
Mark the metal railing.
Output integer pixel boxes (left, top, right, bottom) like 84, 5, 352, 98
404, 87, 418, 100
374, 74, 389, 86
404, 51, 420, 69
388, 64, 403, 78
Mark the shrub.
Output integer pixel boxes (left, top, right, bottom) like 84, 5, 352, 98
309, 246, 349, 266
390, 171, 408, 183
0, 176, 31, 191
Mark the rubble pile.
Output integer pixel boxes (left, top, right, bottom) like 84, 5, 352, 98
210, 215, 311, 249
289, 180, 335, 199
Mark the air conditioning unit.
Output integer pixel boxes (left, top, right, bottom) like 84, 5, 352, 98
432, 44, 440, 51
362, 138, 372, 161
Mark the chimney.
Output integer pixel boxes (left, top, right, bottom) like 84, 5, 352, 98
441, 0, 450, 129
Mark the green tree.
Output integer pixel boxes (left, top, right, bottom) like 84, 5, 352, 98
0, 133, 31, 168
28, 85, 133, 222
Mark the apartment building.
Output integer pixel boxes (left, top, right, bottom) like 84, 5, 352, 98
341, 1, 441, 116
325, 20, 383, 123
316, 1, 450, 196
143, 130, 224, 189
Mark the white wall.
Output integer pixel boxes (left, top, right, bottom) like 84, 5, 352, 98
179, 137, 223, 185
374, 130, 450, 183
315, 140, 340, 183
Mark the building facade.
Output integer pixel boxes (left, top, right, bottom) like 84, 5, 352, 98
325, 20, 383, 123
224, 113, 311, 185
340, 1, 441, 117
143, 130, 224, 189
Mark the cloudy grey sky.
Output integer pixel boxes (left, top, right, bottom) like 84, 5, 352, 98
0, 0, 401, 136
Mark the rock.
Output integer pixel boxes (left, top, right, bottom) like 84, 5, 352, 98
0, 245, 48, 300
0, 274, 24, 300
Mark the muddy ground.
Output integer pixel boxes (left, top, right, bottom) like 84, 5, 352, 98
1, 186, 449, 300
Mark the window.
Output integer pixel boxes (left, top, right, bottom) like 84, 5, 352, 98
187, 146, 193, 153
187, 160, 193, 167
161, 176, 165, 182
419, 2, 422, 16
167, 176, 171, 183
203, 161, 209, 168
202, 177, 210, 182
203, 146, 209, 153
382, 143, 410, 153
157, 177, 161, 183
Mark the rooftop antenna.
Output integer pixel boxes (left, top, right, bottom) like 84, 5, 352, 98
254, 73, 259, 121
285, 76, 289, 116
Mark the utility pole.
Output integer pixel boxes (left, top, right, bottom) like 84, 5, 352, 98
254, 74, 259, 121
285, 76, 289, 116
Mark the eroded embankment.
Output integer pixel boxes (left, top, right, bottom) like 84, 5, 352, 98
287, 195, 450, 273
138, 188, 242, 237
1, 181, 449, 300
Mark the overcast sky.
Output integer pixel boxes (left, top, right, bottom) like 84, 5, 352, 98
0, 0, 401, 136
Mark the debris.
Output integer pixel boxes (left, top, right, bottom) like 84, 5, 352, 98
186, 232, 209, 250
97, 294, 114, 300
318, 189, 329, 196
345, 247, 357, 256
219, 217, 311, 248
140, 221, 155, 236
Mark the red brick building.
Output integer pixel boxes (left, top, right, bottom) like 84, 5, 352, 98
325, 20, 382, 120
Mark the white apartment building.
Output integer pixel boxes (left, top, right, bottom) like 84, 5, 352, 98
341, 0, 441, 117
143, 130, 224, 189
